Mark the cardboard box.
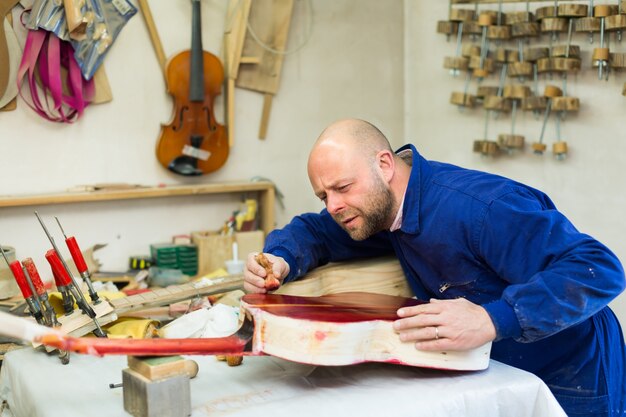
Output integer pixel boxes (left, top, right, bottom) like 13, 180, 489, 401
191, 230, 264, 276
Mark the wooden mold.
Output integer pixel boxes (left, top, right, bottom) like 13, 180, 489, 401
450, 92, 477, 108
508, 61, 533, 77
483, 95, 512, 111
558, 3, 588, 18
473, 140, 499, 156
505, 11, 534, 25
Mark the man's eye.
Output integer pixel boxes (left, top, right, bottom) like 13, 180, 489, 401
338, 184, 350, 192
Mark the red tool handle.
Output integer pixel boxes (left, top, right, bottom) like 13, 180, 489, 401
22, 258, 46, 296
9, 260, 33, 298
65, 236, 88, 273
45, 249, 72, 287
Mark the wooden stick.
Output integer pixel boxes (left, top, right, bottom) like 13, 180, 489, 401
223, 0, 253, 147
227, 78, 235, 147
259, 93, 273, 139
137, 0, 167, 75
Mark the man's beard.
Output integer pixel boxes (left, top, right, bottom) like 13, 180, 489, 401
332, 175, 395, 241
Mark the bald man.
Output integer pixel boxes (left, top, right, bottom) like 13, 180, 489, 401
244, 119, 626, 417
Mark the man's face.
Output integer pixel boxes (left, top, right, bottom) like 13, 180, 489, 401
309, 146, 395, 241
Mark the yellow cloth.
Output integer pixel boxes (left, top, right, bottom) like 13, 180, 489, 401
104, 317, 159, 339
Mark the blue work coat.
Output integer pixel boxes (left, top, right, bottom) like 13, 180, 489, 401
264, 144, 626, 416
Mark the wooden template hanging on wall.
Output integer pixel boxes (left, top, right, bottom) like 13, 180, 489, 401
235, 0, 294, 139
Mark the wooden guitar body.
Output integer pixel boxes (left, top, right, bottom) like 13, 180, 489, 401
35, 292, 492, 371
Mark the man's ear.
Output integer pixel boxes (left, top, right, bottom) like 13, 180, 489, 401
376, 150, 395, 183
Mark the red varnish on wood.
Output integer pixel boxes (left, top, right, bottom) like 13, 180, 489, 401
35, 292, 491, 371
242, 292, 423, 323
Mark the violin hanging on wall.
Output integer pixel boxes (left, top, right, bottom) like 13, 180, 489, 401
156, 0, 228, 176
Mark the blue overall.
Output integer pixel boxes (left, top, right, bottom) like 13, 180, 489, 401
264, 144, 626, 416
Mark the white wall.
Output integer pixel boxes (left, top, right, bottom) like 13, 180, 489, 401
405, 1, 626, 324
0, 1, 404, 275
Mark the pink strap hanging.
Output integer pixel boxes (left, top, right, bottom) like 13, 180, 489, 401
17, 29, 94, 123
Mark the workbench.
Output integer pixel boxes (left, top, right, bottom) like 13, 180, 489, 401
1, 347, 566, 417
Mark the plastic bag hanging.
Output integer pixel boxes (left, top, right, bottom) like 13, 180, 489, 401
26, 0, 136, 80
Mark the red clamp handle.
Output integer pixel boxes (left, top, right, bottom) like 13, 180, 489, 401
65, 236, 88, 274
22, 258, 46, 296
9, 260, 32, 298
45, 249, 72, 287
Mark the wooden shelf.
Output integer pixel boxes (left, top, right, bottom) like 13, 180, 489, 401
451, 0, 577, 4
0, 180, 276, 236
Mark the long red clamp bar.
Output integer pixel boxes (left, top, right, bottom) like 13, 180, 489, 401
22, 258, 60, 326
55, 217, 100, 304
63, 234, 100, 304
7, 259, 45, 324
45, 249, 75, 315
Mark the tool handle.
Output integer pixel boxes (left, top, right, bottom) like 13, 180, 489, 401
45, 249, 72, 287
22, 258, 46, 296
65, 237, 88, 274
9, 261, 33, 298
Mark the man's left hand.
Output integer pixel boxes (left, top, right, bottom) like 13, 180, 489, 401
393, 298, 497, 351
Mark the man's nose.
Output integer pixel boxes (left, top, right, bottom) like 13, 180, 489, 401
326, 193, 344, 214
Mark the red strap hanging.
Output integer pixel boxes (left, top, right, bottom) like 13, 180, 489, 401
17, 29, 94, 123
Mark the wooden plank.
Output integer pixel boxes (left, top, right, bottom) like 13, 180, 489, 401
236, 0, 294, 95
277, 256, 413, 298
223, 0, 252, 80
223, 0, 252, 147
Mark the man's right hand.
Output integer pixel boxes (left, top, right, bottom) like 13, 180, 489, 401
243, 252, 290, 293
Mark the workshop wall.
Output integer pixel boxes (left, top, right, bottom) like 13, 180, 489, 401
405, 1, 626, 324
0, 1, 404, 274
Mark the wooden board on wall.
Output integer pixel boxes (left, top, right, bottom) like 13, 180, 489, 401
235, 0, 294, 95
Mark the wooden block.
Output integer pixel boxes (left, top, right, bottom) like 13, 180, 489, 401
191, 231, 235, 276
235, 230, 264, 259
128, 355, 199, 380
192, 230, 264, 276
122, 368, 190, 417
57, 301, 117, 337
